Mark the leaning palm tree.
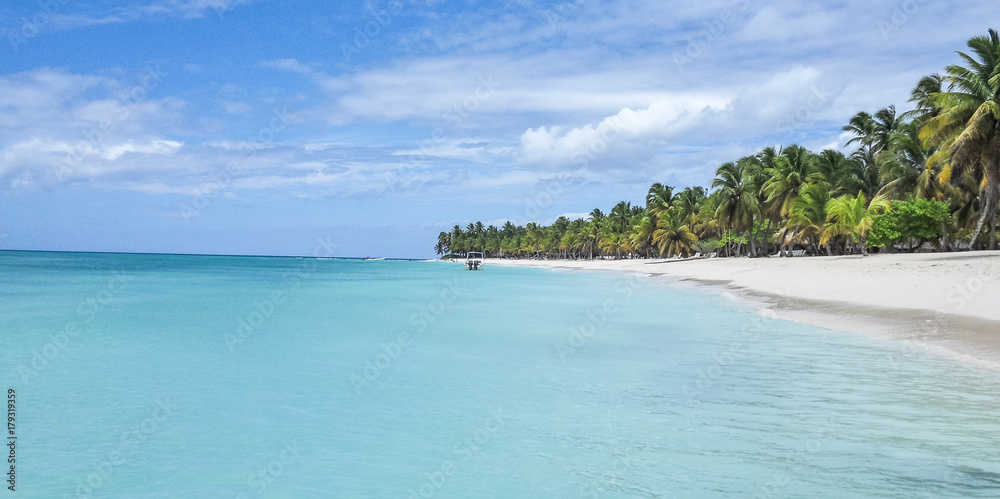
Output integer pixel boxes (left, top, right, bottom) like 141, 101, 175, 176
821, 191, 892, 256
653, 208, 699, 257
921, 29, 1000, 249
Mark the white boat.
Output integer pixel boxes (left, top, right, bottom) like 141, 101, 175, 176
465, 252, 484, 270
364, 257, 385, 261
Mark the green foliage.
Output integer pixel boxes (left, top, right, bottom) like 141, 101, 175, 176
868, 199, 951, 248
692, 238, 724, 254
437, 31, 1000, 257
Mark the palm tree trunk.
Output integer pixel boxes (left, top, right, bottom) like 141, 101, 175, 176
760, 219, 771, 257
970, 186, 998, 250
778, 229, 789, 257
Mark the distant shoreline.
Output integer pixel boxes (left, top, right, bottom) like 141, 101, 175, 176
487, 252, 1000, 371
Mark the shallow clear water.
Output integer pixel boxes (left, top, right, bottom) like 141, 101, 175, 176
1, 251, 998, 498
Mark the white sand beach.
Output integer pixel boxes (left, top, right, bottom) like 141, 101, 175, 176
488, 251, 1000, 370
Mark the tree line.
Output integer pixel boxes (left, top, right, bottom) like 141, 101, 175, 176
436, 30, 1000, 259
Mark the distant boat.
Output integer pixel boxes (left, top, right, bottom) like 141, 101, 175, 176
364, 257, 385, 261
465, 251, 484, 270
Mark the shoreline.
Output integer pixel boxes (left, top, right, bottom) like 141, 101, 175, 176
485, 252, 1000, 372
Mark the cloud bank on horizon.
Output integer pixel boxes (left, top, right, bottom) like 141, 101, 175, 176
0, 0, 994, 256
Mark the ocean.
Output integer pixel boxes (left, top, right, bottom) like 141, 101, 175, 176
1, 250, 998, 498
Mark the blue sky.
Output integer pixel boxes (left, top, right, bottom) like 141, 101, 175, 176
0, 0, 994, 258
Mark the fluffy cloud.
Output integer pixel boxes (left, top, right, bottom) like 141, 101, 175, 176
516, 66, 842, 170
0, 68, 188, 189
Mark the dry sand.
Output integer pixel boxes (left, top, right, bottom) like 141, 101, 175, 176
486, 251, 1000, 371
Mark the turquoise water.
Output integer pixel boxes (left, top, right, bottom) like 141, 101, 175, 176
1, 250, 998, 498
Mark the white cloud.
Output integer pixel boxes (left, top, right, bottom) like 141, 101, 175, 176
259, 59, 317, 75
740, 6, 839, 42
0, 69, 189, 189
515, 65, 847, 171
101, 140, 184, 161
220, 101, 252, 115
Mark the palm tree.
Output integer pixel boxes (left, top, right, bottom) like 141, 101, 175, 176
844, 107, 902, 156
842, 148, 883, 200
577, 222, 598, 260
525, 222, 543, 257
843, 112, 875, 150
784, 182, 832, 255
675, 186, 707, 219
590, 208, 605, 224
653, 208, 698, 257
646, 183, 675, 218
763, 145, 816, 218
922, 29, 1000, 249
813, 149, 851, 194
903, 74, 944, 125
871, 105, 903, 153
598, 225, 621, 259
435, 231, 451, 256
608, 201, 633, 234
821, 191, 892, 256
629, 214, 656, 258
878, 121, 942, 200
712, 158, 761, 256
484, 225, 500, 257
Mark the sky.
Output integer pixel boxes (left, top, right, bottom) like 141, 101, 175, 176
0, 0, 995, 258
